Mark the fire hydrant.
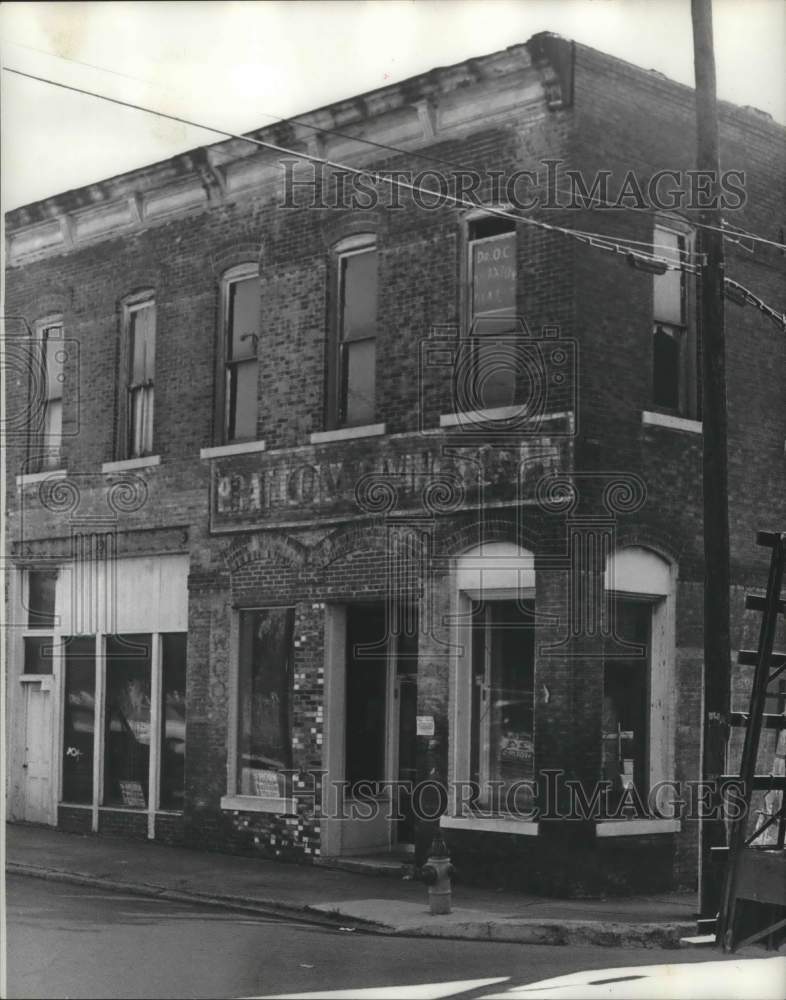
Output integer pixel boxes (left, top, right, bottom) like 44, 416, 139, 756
420, 834, 455, 915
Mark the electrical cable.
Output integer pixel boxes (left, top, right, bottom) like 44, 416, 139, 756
3, 64, 699, 274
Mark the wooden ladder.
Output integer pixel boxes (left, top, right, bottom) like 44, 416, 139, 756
714, 530, 786, 952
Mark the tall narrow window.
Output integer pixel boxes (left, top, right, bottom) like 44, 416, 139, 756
467, 218, 517, 410
36, 320, 64, 469
331, 241, 377, 428
62, 637, 96, 804
602, 598, 651, 806
125, 300, 155, 457
470, 600, 535, 810
223, 269, 259, 442
237, 608, 294, 797
652, 223, 697, 416
160, 633, 187, 811
104, 635, 152, 808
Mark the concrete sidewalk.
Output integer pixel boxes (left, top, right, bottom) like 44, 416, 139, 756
5, 823, 697, 948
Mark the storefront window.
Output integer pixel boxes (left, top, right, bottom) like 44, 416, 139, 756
602, 598, 650, 803
62, 637, 95, 804
104, 634, 152, 808
237, 608, 294, 796
160, 633, 187, 810
470, 600, 535, 809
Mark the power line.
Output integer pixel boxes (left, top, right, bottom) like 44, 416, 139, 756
724, 278, 786, 331
3, 64, 699, 275
6, 43, 783, 260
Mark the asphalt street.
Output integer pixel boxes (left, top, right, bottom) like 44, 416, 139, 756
6, 874, 739, 999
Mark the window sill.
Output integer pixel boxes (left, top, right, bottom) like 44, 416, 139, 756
310, 423, 386, 444
642, 411, 702, 434
595, 818, 681, 837
220, 794, 297, 816
200, 440, 267, 460
101, 455, 161, 473
440, 406, 573, 429
16, 468, 67, 486
440, 814, 539, 836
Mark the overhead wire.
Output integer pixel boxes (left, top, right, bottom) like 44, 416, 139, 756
3, 64, 699, 274
6, 42, 783, 258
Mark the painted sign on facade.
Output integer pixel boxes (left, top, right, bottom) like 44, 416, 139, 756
209, 426, 570, 532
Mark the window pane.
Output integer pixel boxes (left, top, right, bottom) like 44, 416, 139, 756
602, 599, 650, 803
227, 359, 258, 441
471, 601, 535, 810
23, 635, 54, 675
160, 633, 187, 811
228, 277, 259, 360
129, 384, 154, 456
237, 608, 294, 796
28, 570, 56, 629
653, 230, 683, 325
341, 250, 377, 342
42, 398, 62, 467
652, 324, 681, 410
44, 327, 64, 400
470, 339, 516, 410
104, 634, 151, 808
471, 233, 516, 328
62, 637, 95, 804
129, 305, 155, 384
345, 603, 387, 791
342, 338, 375, 426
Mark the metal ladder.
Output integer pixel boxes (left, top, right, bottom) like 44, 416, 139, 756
715, 530, 786, 952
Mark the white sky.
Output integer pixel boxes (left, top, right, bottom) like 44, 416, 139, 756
1, 1, 784, 211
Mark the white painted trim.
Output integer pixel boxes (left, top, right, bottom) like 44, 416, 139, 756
101, 455, 160, 473
200, 439, 266, 460
226, 610, 240, 797
148, 633, 162, 838
595, 818, 681, 837
220, 795, 297, 815
310, 423, 386, 444
440, 407, 573, 429
641, 410, 702, 434
16, 468, 67, 486
93, 633, 106, 832
440, 815, 540, 836
19, 674, 52, 683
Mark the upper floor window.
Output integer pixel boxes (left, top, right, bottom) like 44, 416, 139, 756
467, 217, 518, 409
328, 238, 377, 429
221, 265, 260, 443
652, 223, 699, 418
34, 318, 64, 470
123, 297, 156, 458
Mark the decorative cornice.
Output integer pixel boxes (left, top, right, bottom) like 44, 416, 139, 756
4, 44, 546, 268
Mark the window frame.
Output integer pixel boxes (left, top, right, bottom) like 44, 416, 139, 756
217, 263, 260, 445
223, 605, 297, 814
119, 292, 156, 460
31, 315, 65, 472
325, 235, 378, 431
651, 220, 699, 419
56, 630, 188, 828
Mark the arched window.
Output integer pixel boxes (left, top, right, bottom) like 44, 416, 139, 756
452, 542, 536, 813
326, 234, 377, 430
219, 263, 260, 443
603, 546, 676, 801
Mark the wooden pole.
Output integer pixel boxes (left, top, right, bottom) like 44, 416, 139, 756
691, 0, 731, 919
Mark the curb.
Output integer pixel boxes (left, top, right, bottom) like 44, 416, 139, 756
6, 862, 367, 932
7, 862, 693, 948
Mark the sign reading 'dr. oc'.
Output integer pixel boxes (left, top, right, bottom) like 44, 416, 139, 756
210, 430, 566, 532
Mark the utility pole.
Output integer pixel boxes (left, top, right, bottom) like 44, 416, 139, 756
691, 0, 731, 919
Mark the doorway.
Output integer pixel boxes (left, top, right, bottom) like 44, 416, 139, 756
342, 602, 419, 853
21, 679, 55, 824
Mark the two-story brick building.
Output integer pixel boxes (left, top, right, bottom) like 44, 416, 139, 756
5, 33, 785, 896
